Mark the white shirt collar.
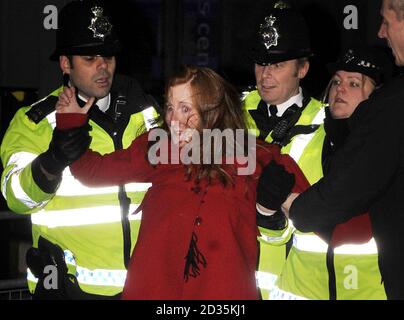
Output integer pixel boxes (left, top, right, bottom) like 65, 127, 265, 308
268, 87, 304, 117
78, 93, 111, 113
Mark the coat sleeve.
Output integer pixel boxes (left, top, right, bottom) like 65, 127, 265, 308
256, 141, 311, 193
70, 132, 155, 187
290, 93, 402, 232
1, 107, 56, 214
56, 113, 157, 187
255, 140, 310, 244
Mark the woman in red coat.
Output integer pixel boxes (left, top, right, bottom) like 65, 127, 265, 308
56, 66, 309, 300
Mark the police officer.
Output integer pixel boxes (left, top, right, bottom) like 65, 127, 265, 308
257, 46, 391, 300
280, 0, 404, 300
1, 0, 158, 299
241, 2, 325, 299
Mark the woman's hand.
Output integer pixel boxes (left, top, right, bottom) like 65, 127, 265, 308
56, 86, 94, 114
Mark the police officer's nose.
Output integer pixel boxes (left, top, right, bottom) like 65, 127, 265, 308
378, 23, 386, 39
336, 82, 346, 93
377, 20, 387, 39
95, 56, 109, 69
261, 66, 273, 79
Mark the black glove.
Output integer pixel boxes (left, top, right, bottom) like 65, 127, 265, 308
32, 125, 91, 193
257, 210, 288, 230
257, 160, 295, 211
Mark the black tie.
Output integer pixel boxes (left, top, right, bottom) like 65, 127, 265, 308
249, 101, 279, 140
269, 104, 278, 118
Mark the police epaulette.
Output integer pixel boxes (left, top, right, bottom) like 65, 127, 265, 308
111, 74, 159, 113
26, 95, 58, 124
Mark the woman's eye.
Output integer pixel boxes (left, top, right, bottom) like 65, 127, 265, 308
331, 79, 340, 86
182, 105, 190, 113
350, 82, 361, 88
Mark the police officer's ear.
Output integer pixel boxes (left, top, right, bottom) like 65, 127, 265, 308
59, 55, 72, 75
297, 59, 310, 80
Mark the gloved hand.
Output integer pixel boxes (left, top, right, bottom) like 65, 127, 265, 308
257, 160, 295, 211
36, 125, 92, 176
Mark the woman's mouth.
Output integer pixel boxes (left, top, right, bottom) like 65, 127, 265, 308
334, 97, 346, 104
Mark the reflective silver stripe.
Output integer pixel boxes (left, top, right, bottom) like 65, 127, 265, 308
3, 151, 150, 204
56, 170, 151, 196
259, 234, 286, 243
64, 251, 127, 287
3, 152, 46, 208
288, 108, 325, 163
255, 271, 278, 291
75, 266, 127, 287
293, 233, 378, 255
269, 285, 308, 300
293, 233, 329, 253
27, 268, 38, 283
142, 107, 157, 131
123, 182, 151, 193
31, 204, 142, 228
259, 226, 291, 243
259, 221, 294, 244
334, 238, 378, 255
241, 90, 252, 101
46, 111, 57, 129
11, 172, 46, 209
27, 254, 127, 288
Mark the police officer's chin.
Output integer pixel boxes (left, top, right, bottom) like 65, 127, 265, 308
92, 85, 113, 100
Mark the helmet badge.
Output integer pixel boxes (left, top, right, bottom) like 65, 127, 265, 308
88, 6, 112, 41
274, 1, 291, 10
343, 49, 355, 64
343, 49, 379, 70
260, 15, 279, 50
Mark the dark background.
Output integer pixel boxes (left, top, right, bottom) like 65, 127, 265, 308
0, 0, 391, 281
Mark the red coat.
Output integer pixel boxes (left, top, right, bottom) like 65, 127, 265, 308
58, 114, 309, 300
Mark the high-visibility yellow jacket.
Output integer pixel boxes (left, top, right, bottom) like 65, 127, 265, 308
270, 127, 386, 300
242, 89, 325, 299
246, 92, 386, 299
1, 75, 158, 296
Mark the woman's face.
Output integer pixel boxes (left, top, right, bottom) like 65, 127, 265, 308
165, 82, 201, 147
328, 70, 376, 119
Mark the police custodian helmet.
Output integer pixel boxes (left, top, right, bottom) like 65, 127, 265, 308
251, 1, 312, 66
50, 0, 121, 60
327, 46, 392, 86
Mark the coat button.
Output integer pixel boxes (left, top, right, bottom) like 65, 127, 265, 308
195, 217, 203, 226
